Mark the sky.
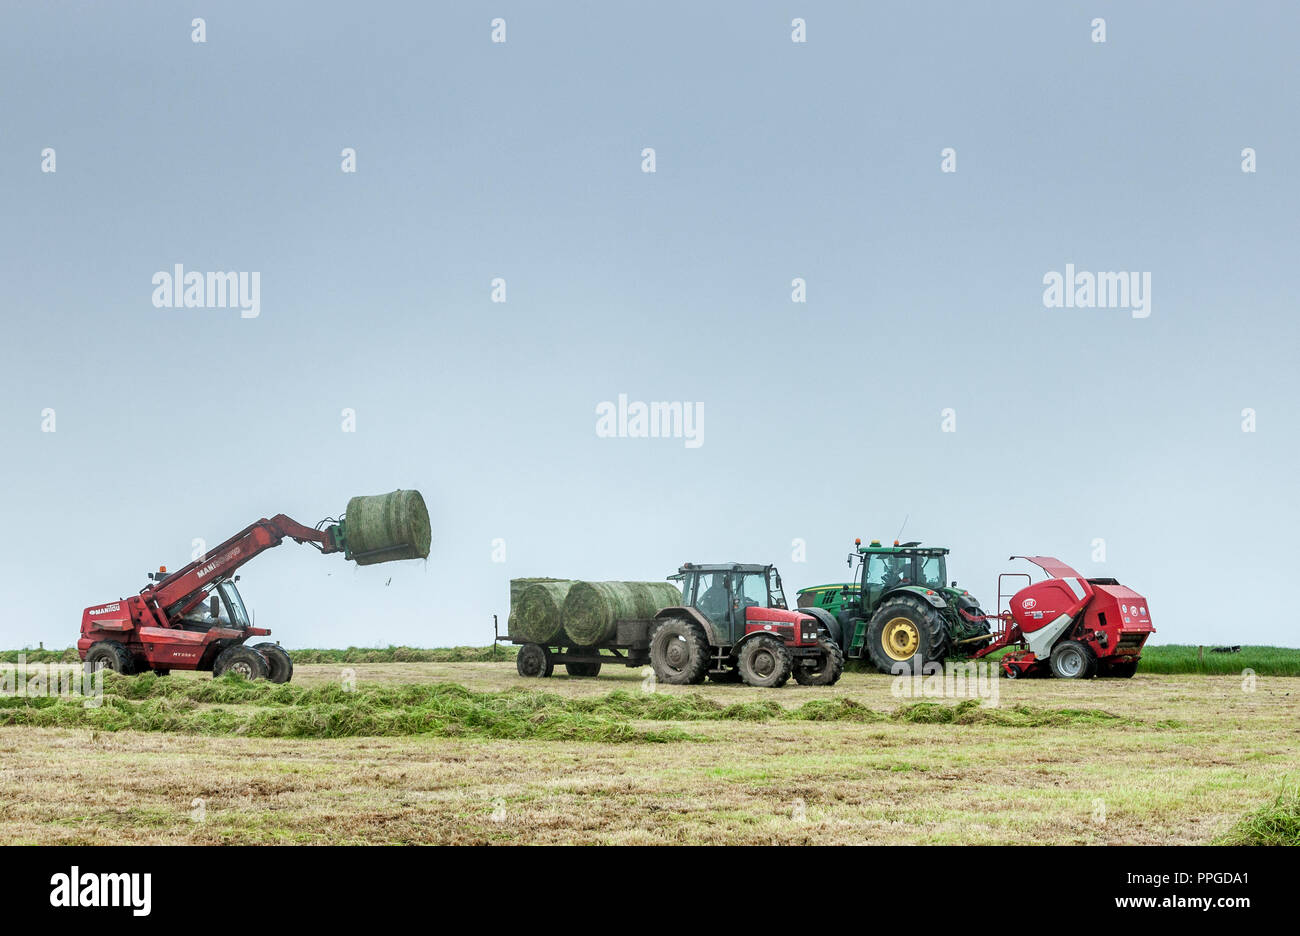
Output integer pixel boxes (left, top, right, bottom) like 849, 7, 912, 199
0, 1, 1296, 650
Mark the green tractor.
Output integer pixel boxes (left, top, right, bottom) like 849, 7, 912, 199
796, 539, 991, 674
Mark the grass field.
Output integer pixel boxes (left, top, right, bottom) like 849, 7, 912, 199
0, 658, 1296, 845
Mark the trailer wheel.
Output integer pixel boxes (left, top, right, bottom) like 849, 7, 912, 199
738, 635, 793, 688
864, 596, 948, 675
1049, 640, 1097, 679
213, 645, 270, 680
649, 618, 710, 685
564, 654, 602, 678
794, 638, 844, 686
253, 643, 294, 684
516, 643, 554, 678
85, 641, 135, 675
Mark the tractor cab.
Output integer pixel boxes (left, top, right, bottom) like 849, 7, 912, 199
671, 562, 792, 645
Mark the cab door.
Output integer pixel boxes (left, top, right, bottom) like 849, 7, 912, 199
693, 571, 734, 643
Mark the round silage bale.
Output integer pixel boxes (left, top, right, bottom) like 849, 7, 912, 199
510, 581, 574, 644
563, 581, 684, 647
344, 490, 432, 565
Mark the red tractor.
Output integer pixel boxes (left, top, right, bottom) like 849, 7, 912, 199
650, 562, 843, 687
971, 556, 1155, 678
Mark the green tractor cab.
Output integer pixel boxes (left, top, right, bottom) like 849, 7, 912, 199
797, 539, 990, 674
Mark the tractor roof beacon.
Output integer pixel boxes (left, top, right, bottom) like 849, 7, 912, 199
650, 562, 843, 688
795, 539, 992, 675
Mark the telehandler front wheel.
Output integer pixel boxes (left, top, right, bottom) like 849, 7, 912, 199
214, 645, 270, 680
253, 643, 294, 684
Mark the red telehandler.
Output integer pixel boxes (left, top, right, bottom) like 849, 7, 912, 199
77, 492, 430, 681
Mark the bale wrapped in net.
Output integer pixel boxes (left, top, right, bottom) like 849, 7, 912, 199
562, 581, 683, 647
507, 578, 571, 633
343, 490, 431, 565
509, 581, 576, 645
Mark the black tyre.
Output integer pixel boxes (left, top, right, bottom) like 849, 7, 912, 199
253, 643, 294, 684
153, 669, 171, 677
793, 638, 844, 686
516, 643, 554, 678
737, 635, 793, 688
85, 641, 135, 675
865, 595, 949, 675
1003, 661, 1021, 679
649, 618, 710, 685
708, 667, 743, 684
213, 645, 270, 680
564, 652, 602, 678
1103, 658, 1138, 678
1049, 640, 1097, 679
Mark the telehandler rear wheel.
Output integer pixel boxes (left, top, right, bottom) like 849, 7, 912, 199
738, 635, 793, 688
649, 618, 710, 685
1049, 640, 1097, 679
213, 645, 270, 680
516, 643, 554, 678
253, 643, 294, 684
85, 640, 135, 675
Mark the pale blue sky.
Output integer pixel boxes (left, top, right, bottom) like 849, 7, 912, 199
1, 1, 1295, 649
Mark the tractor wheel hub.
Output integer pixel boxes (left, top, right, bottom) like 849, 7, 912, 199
882, 617, 920, 661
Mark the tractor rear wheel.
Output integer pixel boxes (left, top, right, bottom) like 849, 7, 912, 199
253, 643, 294, 684
793, 638, 844, 686
738, 635, 793, 688
516, 643, 554, 678
649, 618, 710, 685
85, 641, 135, 675
213, 645, 270, 680
1049, 640, 1097, 679
864, 596, 948, 675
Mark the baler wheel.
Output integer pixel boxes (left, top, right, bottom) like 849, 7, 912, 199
253, 643, 294, 684
794, 638, 844, 686
649, 618, 710, 685
213, 645, 270, 680
85, 640, 135, 675
737, 635, 793, 688
864, 596, 948, 675
516, 643, 554, 678
1049, 640, 1097, 679
1104, 659, 1139, 678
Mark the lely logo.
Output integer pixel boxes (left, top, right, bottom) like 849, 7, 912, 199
1021, 598, 1037, 610
49, 866, 151, 916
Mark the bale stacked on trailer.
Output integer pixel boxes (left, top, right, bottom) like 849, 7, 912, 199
509, 581, 576, 644
508, 577, 571, 633
562, 581, 682, 647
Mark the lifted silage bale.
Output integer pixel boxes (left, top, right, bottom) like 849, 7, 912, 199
562, 580, 683, 647
343, 490, 431, 565
510, 581, 575, 645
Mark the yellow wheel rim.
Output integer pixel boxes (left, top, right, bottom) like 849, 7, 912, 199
882, 617, 920, 661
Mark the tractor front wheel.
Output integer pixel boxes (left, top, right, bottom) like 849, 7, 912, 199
864, 596, 948, 675
737, 635, 793, 688
213, 645, 270, 680
516, 643, 554, 678
1049, 640, 1097, 679
793, 639, 844, 686
85, 641, 135, 675
253, 643, 294, 684
649, 618, 710, 685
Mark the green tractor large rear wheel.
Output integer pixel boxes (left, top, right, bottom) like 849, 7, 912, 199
865, 595, 949, 675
